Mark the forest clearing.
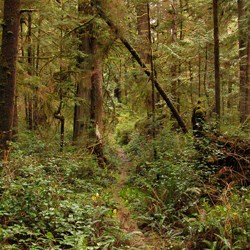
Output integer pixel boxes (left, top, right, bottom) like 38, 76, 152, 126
0, 0, 249, 249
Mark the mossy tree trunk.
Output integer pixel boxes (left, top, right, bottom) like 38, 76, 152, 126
73, 0, 105, 164
0, 0, 21, 160
73, 1, 93, 142
90, 40, 104, 165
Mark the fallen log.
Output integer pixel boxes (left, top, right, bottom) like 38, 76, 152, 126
207, 134, 250, 185
93, 2, 188, 134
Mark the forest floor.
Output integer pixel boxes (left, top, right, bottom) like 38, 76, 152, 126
109, 148, 165, 249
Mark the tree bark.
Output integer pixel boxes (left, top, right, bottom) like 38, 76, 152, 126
26, 12, 34, 130
12, 95, 19, 141
136, 2, 152, 116
198, 52, 201, 97
73, 1, 92, 142
147, 3, 157, 159
94, 3, 188, 133
238, 0, 248, 123
213, 0, 221, 121
0, 0, 21, 160
247, 16, 250, 117
189, 61, 194, 105
54, 91, 65, 152
90, 39, 104, 165
171, 0, 180, 112
74, 0, 105, 165
203, 44, 209, 100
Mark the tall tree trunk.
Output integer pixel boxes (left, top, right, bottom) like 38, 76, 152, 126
213, 0, 221, 121
33, 16, 42, 129
73, 1, 92, 142
136, 1, 152, 116
238, 0, 248, 123
189, 61, 194, 105
74, 0, 105, 164
246, 16, 250, 117
114, 61, 122, 103
227, 74, 233, 109
0, 0, 21, 160
198, 52, 201, 97
171, 0, 180, 112
90, 40, 104, 164
12, 95, 18, 141
54, 86, 65, 152
147, 3, 157, 158
177, 0, 183, 112
203, 44, 209, 100
26, 13, 34, 130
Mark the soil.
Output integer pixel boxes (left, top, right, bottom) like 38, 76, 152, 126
110, 148, 166, 249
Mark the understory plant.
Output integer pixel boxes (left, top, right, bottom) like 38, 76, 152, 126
123, 128, 250, 249
124, 130, 201, 230
0, 137, 130, 249
185, 187, 250, 250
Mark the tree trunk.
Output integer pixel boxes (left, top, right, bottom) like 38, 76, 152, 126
177, 0, 183, 112
74, 0, 105, 165
0, 0, 21, 160
198, 52, 201, 97
203, 44, 209, 100
146, 3, 157, 158
238, 0, 248, 123
213, 0, 221, 121
136, 1, 152, 116
33, 15, 41, 129
26, 13, 34, 130
54, 90, 65, 152
136, 2, 150, 63
12, 95, 19, 141
90, 40, 104, 165
247, 17, 250, 117
171, 0, 180, 112
189, 61, 194, 105
227, 75, 233, 109
114, 61, 122, 103
73, 1, 92, 142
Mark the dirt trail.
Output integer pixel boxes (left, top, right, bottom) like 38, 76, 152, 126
112, 148, 158, 250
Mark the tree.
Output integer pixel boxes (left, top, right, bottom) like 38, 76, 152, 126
73, 1, 93, 142
213, 0, 221, 121
237, 0, 250, 123
73, 0, 105, 164
94, 1, 188, 133
247, 17, 250, 118
0, 0, 21, 160
136, 1, 152, 116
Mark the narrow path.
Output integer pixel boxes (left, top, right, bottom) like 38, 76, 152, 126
111, 148, 157, 249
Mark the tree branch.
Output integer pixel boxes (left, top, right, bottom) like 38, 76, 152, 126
93, 3, 188, 133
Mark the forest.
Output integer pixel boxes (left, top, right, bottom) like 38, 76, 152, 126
0, 0, 249, 249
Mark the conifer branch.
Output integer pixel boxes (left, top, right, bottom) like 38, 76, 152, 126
93, 3, 188, 133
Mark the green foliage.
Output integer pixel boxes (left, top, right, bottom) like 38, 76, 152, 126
115, 105, 139, 146
185, 188, 250, 249
122, 128, 249, 249
123, 130, 201, 231
0, 138, 129, 249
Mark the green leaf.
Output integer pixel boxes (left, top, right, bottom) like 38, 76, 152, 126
46, 232, 54, 239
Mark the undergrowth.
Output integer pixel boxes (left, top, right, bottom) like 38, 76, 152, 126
121, 128, 250, 250
0, 133, 130, 250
